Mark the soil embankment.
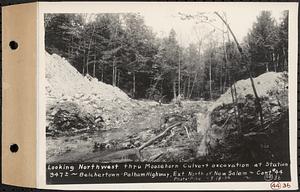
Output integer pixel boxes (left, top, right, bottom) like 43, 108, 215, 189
46, 52, 288, 163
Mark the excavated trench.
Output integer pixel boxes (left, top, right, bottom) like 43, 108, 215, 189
46, 101, 213, 163
46, 53, 288, 163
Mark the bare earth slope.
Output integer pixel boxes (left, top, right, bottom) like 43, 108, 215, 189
46, 52, 129, 101
46, 52, 287, 163
45, 52, 138, 132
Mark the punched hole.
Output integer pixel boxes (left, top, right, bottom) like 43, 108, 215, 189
10, 144, 19, 153
9, 41, 18, 50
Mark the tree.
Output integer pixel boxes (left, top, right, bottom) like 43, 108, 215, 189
182, 43, 201, 98
215, 11, 264, 129
123, 13, 156, 98
247, 11, 279, 74
278, 10, 288, 71
45, 14, 84, 60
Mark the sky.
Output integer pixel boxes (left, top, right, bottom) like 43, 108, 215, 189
141, 9, 285, 47
82, 3, 287, 48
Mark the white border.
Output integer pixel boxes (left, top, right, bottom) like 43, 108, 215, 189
36, 2, 298, 190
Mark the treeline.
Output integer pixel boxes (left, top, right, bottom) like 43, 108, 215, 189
45, 11, 288, 101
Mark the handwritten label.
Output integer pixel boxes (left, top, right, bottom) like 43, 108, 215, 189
46, 161, 291, 184
270, 182, 291, 190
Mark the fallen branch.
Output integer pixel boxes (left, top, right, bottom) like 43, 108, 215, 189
150, 152, 164, 161
249, 113, 282, 132
243, 132, 267, 137
183, 125, 191, 139
73, 127, 90, 133
221, 116, 231, 129
139, 122, 181, 151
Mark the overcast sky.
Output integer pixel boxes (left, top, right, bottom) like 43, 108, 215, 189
81, 3, 288, 48
142, 9, 285, 47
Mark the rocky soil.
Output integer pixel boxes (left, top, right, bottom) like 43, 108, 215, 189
47, 101, 210, 163
198, 72, 289, 162
46, 52, 289, 163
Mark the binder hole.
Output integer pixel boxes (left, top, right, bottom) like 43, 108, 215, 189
10, 144, 19, 153
9, 41, 18, 50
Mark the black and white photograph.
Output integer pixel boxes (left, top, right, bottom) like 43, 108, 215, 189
42, 3, 296, 186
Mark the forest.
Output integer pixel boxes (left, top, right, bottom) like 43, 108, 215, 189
45, 11, 288, 102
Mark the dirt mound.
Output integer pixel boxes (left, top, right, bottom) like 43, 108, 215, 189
46, 52, 129, 101
45, 52, 136, 134
197, 72, 288, 158
212, 72, 285, 109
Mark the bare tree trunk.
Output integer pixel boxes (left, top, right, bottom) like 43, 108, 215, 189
283, 48, 288, 71
178, 52, 181, 97
230, 87, 239, 131
133, 72, 136, 98
93, 55, 96, 77
115, 67, 117, 86
189, 72, 197, 99
223, 71, 227, 92
273, 53, 277, 72
173, 81, 177, 100
70, 36, 73, 59
111, 20, 119, 87
86, 61, 89, 75
266, 62, 269, 72
112, 63, 115, 86
200, 81, 204, 98
160, 83, 163, 98
86, 24, 96, 75
230, 79, 235, 103
276, 54, 280, 72
183, 78, 187, 98
117, 70, 120, 87
68, 46, 71, 60
221, 24, 227, 94
230, 85, 241, 130
197, 40, 202, 98
93, 61, 96, 77
220, 67, 223, 93
112, 57, 116, 86
101, 63, 104, 81
82, 54, 85, 75
187, 75, 191, 98
209, 54, 212, 100
233, 76, 243, 133
68, 36, 73, 60
233, 79, 238, 102
229, 73, 242, 133
215, 11, 264, 127
151, 73, 163, 93
223, 41, 228, 91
